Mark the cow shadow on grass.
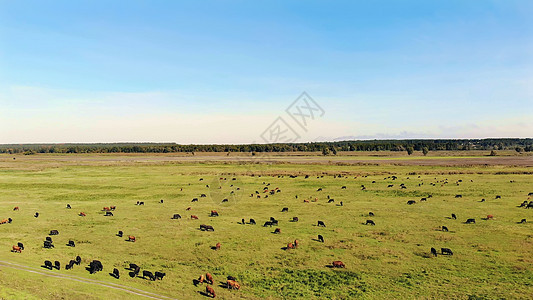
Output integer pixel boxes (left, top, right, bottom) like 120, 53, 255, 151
193, 279, 201, 286
109, 272, 119, 279
41, 265, 53, 270
197, 291, 211, 298
324, 264, 335, 268
413, 251, 433, 259
218, 281, 229, 288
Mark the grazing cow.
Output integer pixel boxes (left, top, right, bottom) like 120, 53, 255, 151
241, 218, 245, 224
0, 219, 9, 225
205, 286, 217, 298
249, 219, 256, 225
12, 245, 22, 253
519, 219, 526, 223
294, 239, 299, 248
369, 212, 375, 217
192, 198, 198, 202
441, 248, 453, 255
66, 204, 71, 209
160, 199, 164, 203
465, 218, 476, 224
263, 221, 273, 227
103, 207, 110, 211
206, 286, 216, 298
67, 240, 75, 247
431, 247, 438, 257
317, 221, 326, 227
442, 226, 449, 232
105, 211, 113, 216
66, 260, 75, 270
205, 225, 214, 231
79, 212, 86, 217
155, 271, 165, 280
134, 266, 141, 276
129, 263, 138, 270
271, 219, 279, 226
486, 215, 494, 220
388, 185, 393, 188
215, 242, 221, 251
527, 202, 533, 209
112, 268, 120, 279
281, 207, 288, 212
110, 205, 116, 210
46, 237, 52, 242
8, 218, 12, 223
43, 241, 54, 248
226, 280, 241, 290
198, 274, 205, 284
317, 188, 322, 191
75, 256, 81, 265
273, 228, 281, 234
318, 235, 324, 243
201, 194, 207, 198
17, 242, 24, 250
407, 200, 416, 205
292, 217, 299, 222
451, 213, 457, 220
34, 212, 39, 218
172, 214, 182, 219
365, 220, 375, 226
44, 260, 53, 269
191, 215, 199, 220
54, 261, 61, 270
50, 230, 59, 235
128, 236, 136, 242
186, 207, 191, 211
341, 186, 346, 189
206, 273, 213, 284
420, 198, 427, 202
210, 210, 219, 217
328, 199, 334, 203
286, 243, 294, 250
13, 206, 19, 211
332, 261, 345, 268
495, 195, 501, 199
480, 199, 486, 202
519, 201, 528, 207
455, 195, 462, 198
117, 231, 123, 237
143, 270, 155, 281
222, 199, 228, 203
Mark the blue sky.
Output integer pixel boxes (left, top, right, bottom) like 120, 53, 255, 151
1, 0, 532, 143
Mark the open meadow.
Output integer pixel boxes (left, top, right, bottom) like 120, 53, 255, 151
0, 153, 532, 299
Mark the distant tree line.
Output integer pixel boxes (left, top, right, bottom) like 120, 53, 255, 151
1, 139, 532, 155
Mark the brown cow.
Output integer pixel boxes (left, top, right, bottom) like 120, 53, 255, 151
286, 243, 294, 250
273, 228, 281, 234
206, 273, 213, 284
198, 274, 205, 284
206, 285, 216, 298
103, 207, 110, 211
186, 207, 191, 211
210, 210, 219, 217
332, 261, 345, 268
13, 207, 19, 211
12, 245, 22, 253
303, 199, 309, 203
215, 243, 221, 251
128, 236, 136, 242
294, 239, 299, 248
226, 280, 240, 290
79, 212, 86, 216
486, 214, 494, 220
0, 219, 8, 225
191, 215, 199, 220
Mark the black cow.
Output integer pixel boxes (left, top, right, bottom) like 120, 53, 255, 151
171, 214, 181, 219
328, 199, 334, 203
365, 220, 375, 226
249, 218, 256, 225
317, 188, 322, 191
369, 212, 375, 217
263, 221, 273, 227
222, 199, 228, 203
49, 230, 59, 235
43, 241, 54, 248
407, 200, 416, 205
455, 195, 462, 198
17, 242, 24, 250
66, 260, 75, 270
34, 212, 39, 218
134, 266, 140, 276
281, 207, 288, 212
451, 213, 457, 220
495, 195, 501, 199
527, 202, 533, 209
318, 235, 324, 243
270, 219, 278, 226
317, 221, 326, 227
292, 217, 299, 222
44, 260, 53, 269
155, 271, 166, 280
160, 199, 164, 203
191, 198, 198, 202
341, 186, 346, 189
112, 268, 120, 279
441, 248, 453, 255
241, 218, 245, 224
465, 218, 476, 224
105, 211, 113, 216
431, 247, 438, 257
200, 194, 207, 198
66, 204, 71, 209
54, 261, 60, 270
67, 240, 75, 247
75, 256, 81, 265
420, 197, 427, 201
89, 260, 103, 274
139, 201, 145, 205
129, 263, 138, 270
8, 218, 12, 223
117, 231, 123, 237
442, 226, 449, 232
143, 270, 156, 281
46, 236, 52, 242
519, 219, 526, 224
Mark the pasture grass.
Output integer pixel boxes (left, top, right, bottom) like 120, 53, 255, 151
0, 156, 531, 299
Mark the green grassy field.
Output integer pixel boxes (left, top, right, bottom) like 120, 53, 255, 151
0, 155, 532, 299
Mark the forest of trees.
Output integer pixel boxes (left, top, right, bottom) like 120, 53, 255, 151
1, 139, 532, 155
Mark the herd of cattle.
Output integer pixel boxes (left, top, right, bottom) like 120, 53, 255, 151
3, 173, 532, 298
